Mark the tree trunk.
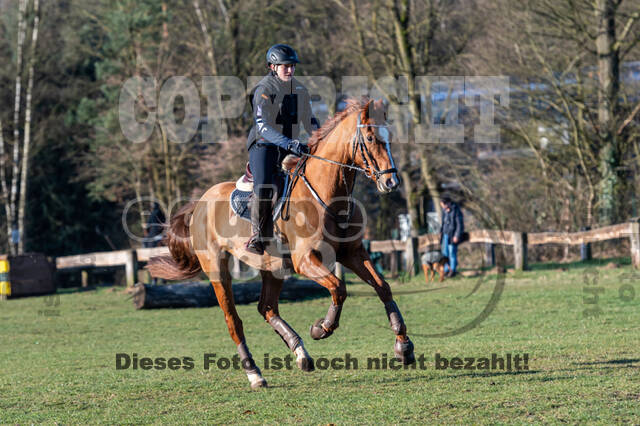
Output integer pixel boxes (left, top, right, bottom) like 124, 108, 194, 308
17, 0, 40, 254
596, 0, 619, 129
401, 148, 420, 237
391, 0, 442, 227
132, 278, 329, 309
0, 120, 12, 250
193, 0, 218, 76
596, 0, 621, 224
419, 149, 441, 218
9, 0, 28, 255
160, 124, 171, 206
228, 2, 239, 77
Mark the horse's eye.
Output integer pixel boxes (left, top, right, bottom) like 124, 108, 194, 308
367, 135, 374, 142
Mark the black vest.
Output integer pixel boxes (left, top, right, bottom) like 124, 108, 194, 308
246, 73, 311, 150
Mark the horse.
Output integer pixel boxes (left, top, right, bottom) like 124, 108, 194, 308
147, 98, 415, 389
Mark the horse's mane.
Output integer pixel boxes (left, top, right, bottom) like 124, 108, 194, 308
308, 97, 370, 154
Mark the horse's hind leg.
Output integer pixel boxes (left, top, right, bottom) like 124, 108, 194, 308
205, 251, 267, 389
339, 246, 415, 365
258, 270, 314, 372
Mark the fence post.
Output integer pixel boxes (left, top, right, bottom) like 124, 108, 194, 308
630, 221, 640, 269
513, 232, 528, 271
580, 226, 592, 261
81, 270, 89, 288
0, 257, 9, 300
484, 243, 496, 267
335, 262, 345, 282
125, 250, 138, 287
406, 237, 420, 276
138, 269, 151, 284
390, 251, 398, 278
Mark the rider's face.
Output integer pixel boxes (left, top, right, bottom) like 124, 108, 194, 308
271, 63, 295, 81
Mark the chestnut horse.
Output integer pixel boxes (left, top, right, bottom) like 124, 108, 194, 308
148, 98, 415, 389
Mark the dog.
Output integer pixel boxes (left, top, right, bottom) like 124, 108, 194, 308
421, 251, 449, 283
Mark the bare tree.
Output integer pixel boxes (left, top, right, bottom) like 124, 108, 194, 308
519, 0, 640, 225
16, 0, 40, 254
0, 0, 40, 254
333, 0, 478, 235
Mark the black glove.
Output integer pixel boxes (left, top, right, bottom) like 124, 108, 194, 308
287, 139, 309, 157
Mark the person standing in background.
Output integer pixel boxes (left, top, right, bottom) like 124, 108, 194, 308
439, 197, 464, 277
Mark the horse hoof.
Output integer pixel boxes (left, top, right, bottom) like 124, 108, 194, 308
250, 378, 268, 389
394, 337, 415, 365
310, 318, 333, 340
297, 357, 315, 372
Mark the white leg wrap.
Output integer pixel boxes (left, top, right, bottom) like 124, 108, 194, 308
294, 343, 310, 361
294, 341, 315, 372
247, 371, 266, 388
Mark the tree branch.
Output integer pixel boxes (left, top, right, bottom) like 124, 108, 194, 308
617, 101, 640, 135
193, 0, 218, 75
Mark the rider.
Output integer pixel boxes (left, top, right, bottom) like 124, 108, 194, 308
245, 44, 321, 255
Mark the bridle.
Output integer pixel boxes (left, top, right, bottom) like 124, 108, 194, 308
303, 114, 397, 180
281, 114, 397, 225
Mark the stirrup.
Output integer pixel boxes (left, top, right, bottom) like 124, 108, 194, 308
245, 233, 265, 255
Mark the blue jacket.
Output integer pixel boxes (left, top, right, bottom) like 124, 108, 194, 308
440, 203, 464, 242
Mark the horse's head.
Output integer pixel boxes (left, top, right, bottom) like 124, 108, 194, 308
353, 99, 400, 193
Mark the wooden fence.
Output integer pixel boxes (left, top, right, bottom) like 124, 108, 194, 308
54, 221, 640, 286
371, 221, 640, 276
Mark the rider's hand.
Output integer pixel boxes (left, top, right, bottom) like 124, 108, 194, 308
287, 139, 309, 157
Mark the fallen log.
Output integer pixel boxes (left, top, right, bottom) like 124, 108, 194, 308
132, 278, 329, 310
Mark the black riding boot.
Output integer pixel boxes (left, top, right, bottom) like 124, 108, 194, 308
246, 187, 273, 255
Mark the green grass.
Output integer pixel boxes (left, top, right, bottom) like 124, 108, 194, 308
1, 261, 639, 424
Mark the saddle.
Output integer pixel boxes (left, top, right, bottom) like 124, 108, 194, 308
234, 163, 254, 192
230, 155, 302, 223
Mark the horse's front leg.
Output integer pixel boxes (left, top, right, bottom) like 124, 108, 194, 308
292, 249, 346, 340
339, 246, 415, 364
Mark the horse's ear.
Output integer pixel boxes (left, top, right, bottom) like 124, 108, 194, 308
362, 99, 374, 121
374, 99, 387, 119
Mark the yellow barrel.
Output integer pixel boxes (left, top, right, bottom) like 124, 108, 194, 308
0, 258, 10, 297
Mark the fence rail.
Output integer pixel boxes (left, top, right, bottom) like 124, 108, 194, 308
367, 221, 639, 276
527, 223, 632, 245
53, 221, 640, 286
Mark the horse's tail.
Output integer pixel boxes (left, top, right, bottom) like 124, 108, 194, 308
146, 201, 202, 280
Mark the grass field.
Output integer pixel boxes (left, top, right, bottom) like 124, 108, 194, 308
1, 259, 639, 423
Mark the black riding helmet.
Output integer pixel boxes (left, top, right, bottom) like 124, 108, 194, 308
266, 44, 300, 65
